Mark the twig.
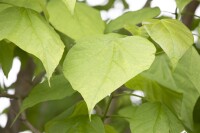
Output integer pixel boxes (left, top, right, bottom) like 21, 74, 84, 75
113, 92, 145, 100
0, 93, 18, 99
15, 98, 42, 133
102, 94, 113, 121
105, 115, 131, 119
20, 112, 41, 133
161, 11, 200, 18
32, 71, 46, 86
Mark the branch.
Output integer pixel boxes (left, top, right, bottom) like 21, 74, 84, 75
3, 58, 36, 133
181, 0, 200, 29
142, 0, 152, 8
113, 92, 146, 100
32, 71, 46, 86
0, 93, 18, 99
93, 0, 115, 10
20, 107, 41, 133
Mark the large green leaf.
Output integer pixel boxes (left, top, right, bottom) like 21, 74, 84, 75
45, 101, 105, 133
143, 19, 194, 68
126, 47, 200, 131
20, 75, 75, 112
47, 0, 105, 40
0, 0, 46, 12
63, 34, 156, 114
62, 0, 76, 14
105, 7, 160, 33
26, 93, 81, 131
0, 40, 15, 76
0, 7, 65, 80
175, 0, 191, 12
119, 102, 184, 133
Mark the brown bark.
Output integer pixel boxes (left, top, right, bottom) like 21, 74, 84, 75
181, 0, 200, 29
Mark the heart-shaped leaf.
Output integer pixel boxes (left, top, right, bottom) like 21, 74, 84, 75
119, 102, 184, 133
0, 7, 65, 80
143, 19, 193, 68
63, 34, 156, 114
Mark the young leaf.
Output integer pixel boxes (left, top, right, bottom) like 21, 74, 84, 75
20, 75, 75, 112
0, 7, 65, 80
0, 0, 46, 12
105, 7, 160, 33
143, 19, 194, 68
0, 41, 15, 77
45, 101, 105, 133
63, 34, 156, 115
47, 0, 105, 40
119, 102, 184, 133
62, 0, 76, 14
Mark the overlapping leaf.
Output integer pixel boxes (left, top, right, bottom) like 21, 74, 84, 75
126, 74, 183, 117
126, 47, 200, 131
0, 0, 46, 12
21, 75, 75, 112
0, 41, 15, 76
63, 34, 156, 114
105, 7, 160, 33
105, 125, 118, 133
45, 101, 105, 133
62, 0, 76, 14
0, 7, 65, 80
119, 102, 184, 133
143, 19, 194, 68
47, 0, 105, 40
124, 24, 149, 38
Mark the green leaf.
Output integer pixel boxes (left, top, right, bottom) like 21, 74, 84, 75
124, 24, 149, 38
193, 98, 200, 133
62, 0, 76, 14
47, 0, 105, 40
45, 101, 105, 133
0, 3, 12, 12
0, 0, 46, 12
126, 74, 183, 117
63, 34, 156, 114
119, 102, 184, 133
143, 19, 194, 68
175, 0, 191, 12
20, 75, 75, 112
0, 7, 65, 80
126, 47, 200, 131
104, 125, 118, 133
25, 93, 81, 131
0, 40, 15, 77
105, 7, 160, 33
